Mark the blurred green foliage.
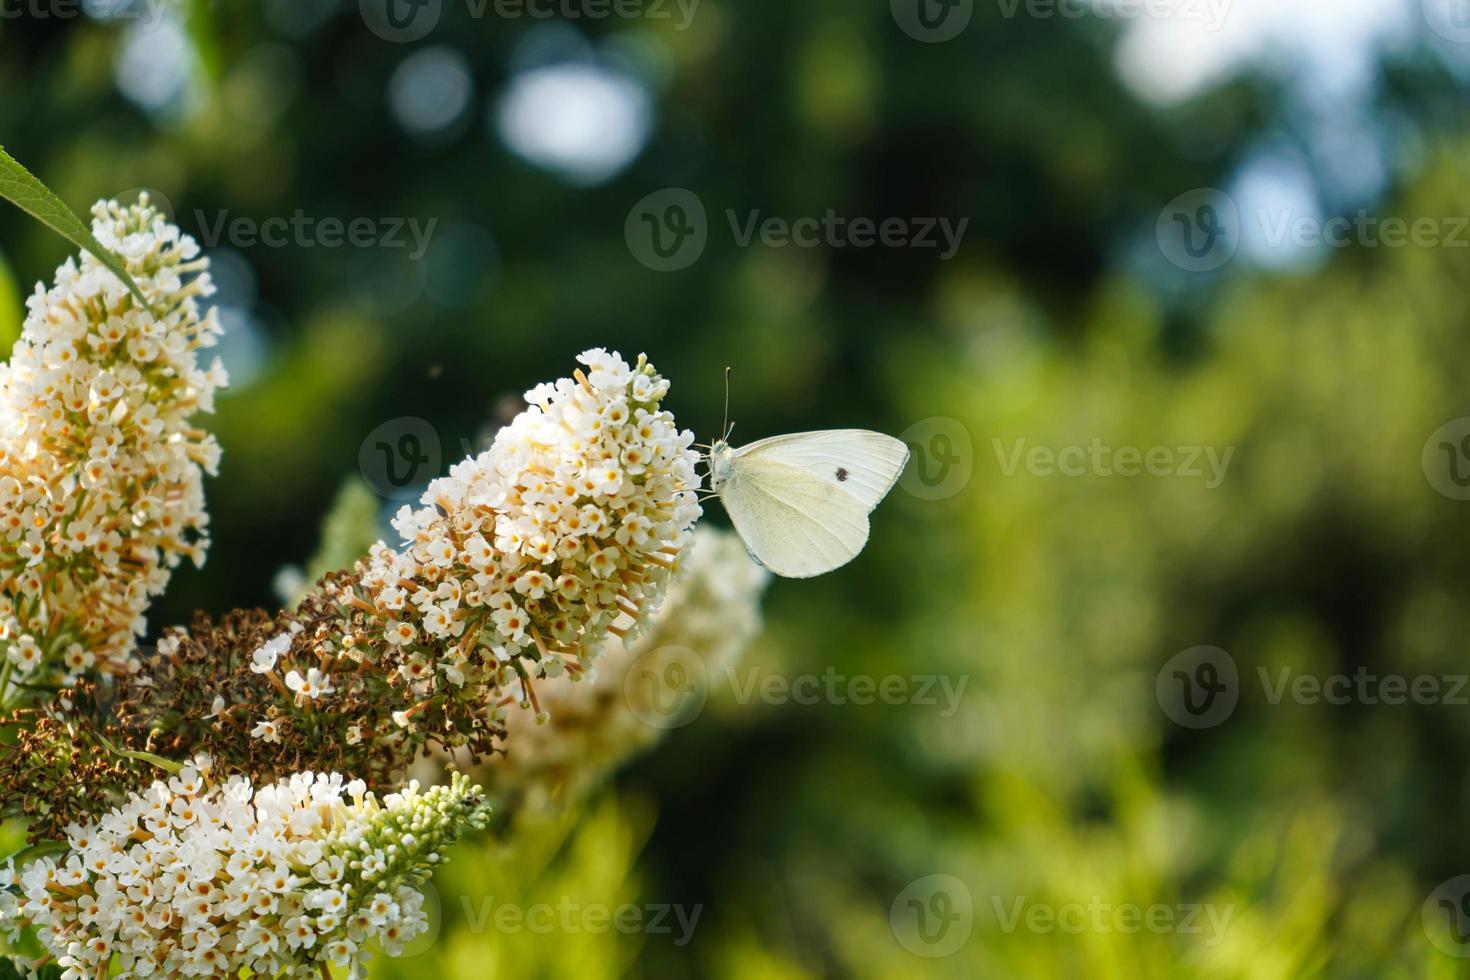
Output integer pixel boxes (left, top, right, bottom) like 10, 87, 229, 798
0, 255, 18, 357
3, 1, 1470, 977
275, 477, 385, 606
372, 794, 658, 980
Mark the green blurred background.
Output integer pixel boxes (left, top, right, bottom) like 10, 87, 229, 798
5, 0, 1470, 975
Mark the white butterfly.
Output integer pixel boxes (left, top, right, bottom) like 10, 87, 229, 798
707, 430, 911, 578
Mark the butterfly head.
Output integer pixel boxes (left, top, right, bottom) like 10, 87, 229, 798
707, 439, 736, 492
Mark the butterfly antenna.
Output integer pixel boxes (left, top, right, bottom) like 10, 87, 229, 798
721, 366, 732, 443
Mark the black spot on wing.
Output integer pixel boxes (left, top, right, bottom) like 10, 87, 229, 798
835, 467, 849, 482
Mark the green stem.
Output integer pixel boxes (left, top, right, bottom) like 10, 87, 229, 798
89, 730, 184, 776
5, 681, 62, 695
2, 839, 67, 867
0, 661, 14, 712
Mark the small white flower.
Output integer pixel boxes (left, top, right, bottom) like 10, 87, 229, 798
482, 527, 768, 797
323, 350, 702, 736
284, 668, 333, 700
6, 635, 42, 675
323, 937, 357, 964
384, 620, 416, 646
249, 632, 293, 674
250, 720, 280, 743
0, 197, 226, 681
62, 643, 94, 675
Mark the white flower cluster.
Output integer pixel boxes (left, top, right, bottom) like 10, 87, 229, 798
469, 527, 769, 806
0, 196, 225, 683
2, 766, 488, 978
344, 349, 702, 714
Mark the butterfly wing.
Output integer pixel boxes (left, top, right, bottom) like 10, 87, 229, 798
732, 430, 910, 511
719, 459, 872, 578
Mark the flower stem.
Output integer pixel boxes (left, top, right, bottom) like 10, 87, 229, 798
3, 839, 68, 867
88, 730, 184, 776
0, 660, 14, 711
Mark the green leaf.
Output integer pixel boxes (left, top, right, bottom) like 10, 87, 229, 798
304, 479, 383, 585
0, 146, 148, 307
88, 730, 183, 777
0, 840, 66, 867
278, 478, 384, 608
0, 957, 61, 980
0, 252, 19, 359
